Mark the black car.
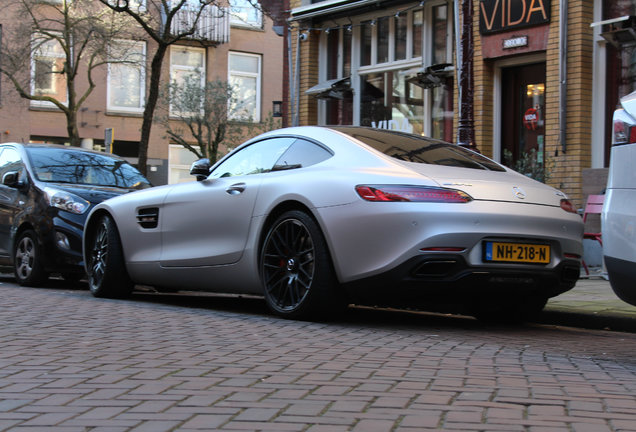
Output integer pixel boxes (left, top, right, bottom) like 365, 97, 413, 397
0, 143, 151, 286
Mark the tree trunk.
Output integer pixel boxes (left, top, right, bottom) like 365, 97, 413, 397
138, 43, 168, 175
66, 110, 80, 147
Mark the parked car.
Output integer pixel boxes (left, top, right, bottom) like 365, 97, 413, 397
0, 143, 151, 286
602, 91, 636, 306
83, 126, 583, 321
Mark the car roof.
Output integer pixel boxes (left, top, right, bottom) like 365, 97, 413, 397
0, 142, 125, 159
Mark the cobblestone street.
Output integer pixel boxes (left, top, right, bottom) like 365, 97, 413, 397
1, 280, 635, 431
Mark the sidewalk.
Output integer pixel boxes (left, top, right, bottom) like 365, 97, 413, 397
539, 274, 636, 332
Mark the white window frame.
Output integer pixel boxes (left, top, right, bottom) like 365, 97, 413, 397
230, 0, 263, 28
107, 40, 146, 113
169, 46, 206, 116
168, 144, 200, 184
30, 33, 67, 108
228, 51, 262, 123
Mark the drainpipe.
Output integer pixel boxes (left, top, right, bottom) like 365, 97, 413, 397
559, 0, 568, 154
454, 0, 476, 151
293, 31, 303, 126
288, 26, 295, 127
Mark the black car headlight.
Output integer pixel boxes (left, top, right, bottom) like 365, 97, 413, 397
44, 187, 90, 215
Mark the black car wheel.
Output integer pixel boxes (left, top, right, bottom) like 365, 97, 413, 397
14, 230, 48, 287
87, 214, 133, 298
471, 295, 548, 324
260, 210, 343, 319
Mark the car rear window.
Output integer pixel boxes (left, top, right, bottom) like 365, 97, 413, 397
329, 126, 505, 171
26, 147, 151, 189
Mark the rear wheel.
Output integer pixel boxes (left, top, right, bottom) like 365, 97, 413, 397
471, 295, 548, 324
14, 230, 48, 287
260, 210, 343, 320
87, 215, 133, 298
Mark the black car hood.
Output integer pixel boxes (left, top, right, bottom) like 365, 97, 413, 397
45, 183, 139, 204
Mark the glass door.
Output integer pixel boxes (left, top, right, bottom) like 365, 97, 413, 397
501, 62, 547, 180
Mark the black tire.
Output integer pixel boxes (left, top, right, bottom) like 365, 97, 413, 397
471, 295, 548, 324
86, 214, 133, 298
14, 230, 48, 287
260, 210, 343, 320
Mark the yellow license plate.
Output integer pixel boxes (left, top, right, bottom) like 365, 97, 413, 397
485, 242, 550, 264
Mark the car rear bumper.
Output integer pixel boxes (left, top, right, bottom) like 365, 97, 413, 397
605, 255, 636, 306
342, 253, 580, 309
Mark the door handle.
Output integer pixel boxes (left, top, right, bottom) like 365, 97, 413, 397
226, 183, 246, 195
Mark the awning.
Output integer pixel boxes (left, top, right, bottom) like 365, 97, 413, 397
591, 15, 636, 47
291, 0, 382, 21
405, 64, 454, 89
290, 0, 424, 21
306, 77, 351, 100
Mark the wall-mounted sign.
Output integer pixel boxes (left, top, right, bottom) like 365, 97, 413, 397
503, 36, 528, 49
480, 0, 551, 34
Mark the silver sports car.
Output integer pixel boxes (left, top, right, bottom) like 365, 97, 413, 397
83, 126, 583, 321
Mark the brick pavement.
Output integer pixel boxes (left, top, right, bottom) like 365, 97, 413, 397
541, 276, 636, 332
0, 280, 635, 431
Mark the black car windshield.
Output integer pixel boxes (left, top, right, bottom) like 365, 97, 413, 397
26, 147, 151, 189
329, 126, 505, 171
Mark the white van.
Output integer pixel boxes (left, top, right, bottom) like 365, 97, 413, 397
602, 91, 636, 306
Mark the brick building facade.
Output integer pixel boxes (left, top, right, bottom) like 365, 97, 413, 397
0, 0, 284, 186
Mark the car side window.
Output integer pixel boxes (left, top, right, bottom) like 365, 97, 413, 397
209, 137, 295, 179
0, 148, 24, 184
273, 138, 333, 171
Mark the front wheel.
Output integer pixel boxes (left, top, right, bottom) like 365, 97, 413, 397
14, 230, 48, 287
86, 214, 133, 298
260, 210, 343, 320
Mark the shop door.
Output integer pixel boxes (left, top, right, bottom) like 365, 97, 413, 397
501, 63, 546, 179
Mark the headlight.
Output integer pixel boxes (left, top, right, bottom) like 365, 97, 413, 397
44, 187, 90, 215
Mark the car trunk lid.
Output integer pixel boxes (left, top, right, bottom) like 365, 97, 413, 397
398, 162, 565, 207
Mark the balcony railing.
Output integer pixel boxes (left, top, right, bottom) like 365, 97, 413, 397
170, 5, 230, 44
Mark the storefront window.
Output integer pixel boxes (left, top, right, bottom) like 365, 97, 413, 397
377, 17, 390, 64
412, 10, 423, 58
361, 21, 372, 66
395, 13, 407, 61
432, 5, 448, 64
360, 70, 424, 135
326, 30, 339, 80
432, 80, 454, 142
317, 3, 452, 133
343, 30, 351, 77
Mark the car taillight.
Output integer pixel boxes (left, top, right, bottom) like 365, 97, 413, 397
560, 199, 577, 214
613, 118, 636, 144
355, 185, 472, 203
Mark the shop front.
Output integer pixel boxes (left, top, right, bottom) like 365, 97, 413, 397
479, 0, 551, 178
292, 0, 455, 142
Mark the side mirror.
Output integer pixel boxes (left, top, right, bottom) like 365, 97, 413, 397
2, 171, 26, 189
190, 158, 211, 181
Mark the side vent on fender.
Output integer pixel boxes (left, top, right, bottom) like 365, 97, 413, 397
137, 208, 159, 229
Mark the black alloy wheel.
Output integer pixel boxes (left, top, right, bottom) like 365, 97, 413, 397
87, 215, 133, 298
14, 230, 48, 286
260, 210, 343, 319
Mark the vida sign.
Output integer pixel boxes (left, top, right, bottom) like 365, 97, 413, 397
479, 0, 551, 34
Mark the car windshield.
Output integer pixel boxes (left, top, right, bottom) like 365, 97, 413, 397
26, 147, 151, 189
330, 126, 505, 171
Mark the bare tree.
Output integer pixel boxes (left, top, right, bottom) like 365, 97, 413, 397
97, 0, 230, 176
0, 0, 130, 147
161, 75, 278, 164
